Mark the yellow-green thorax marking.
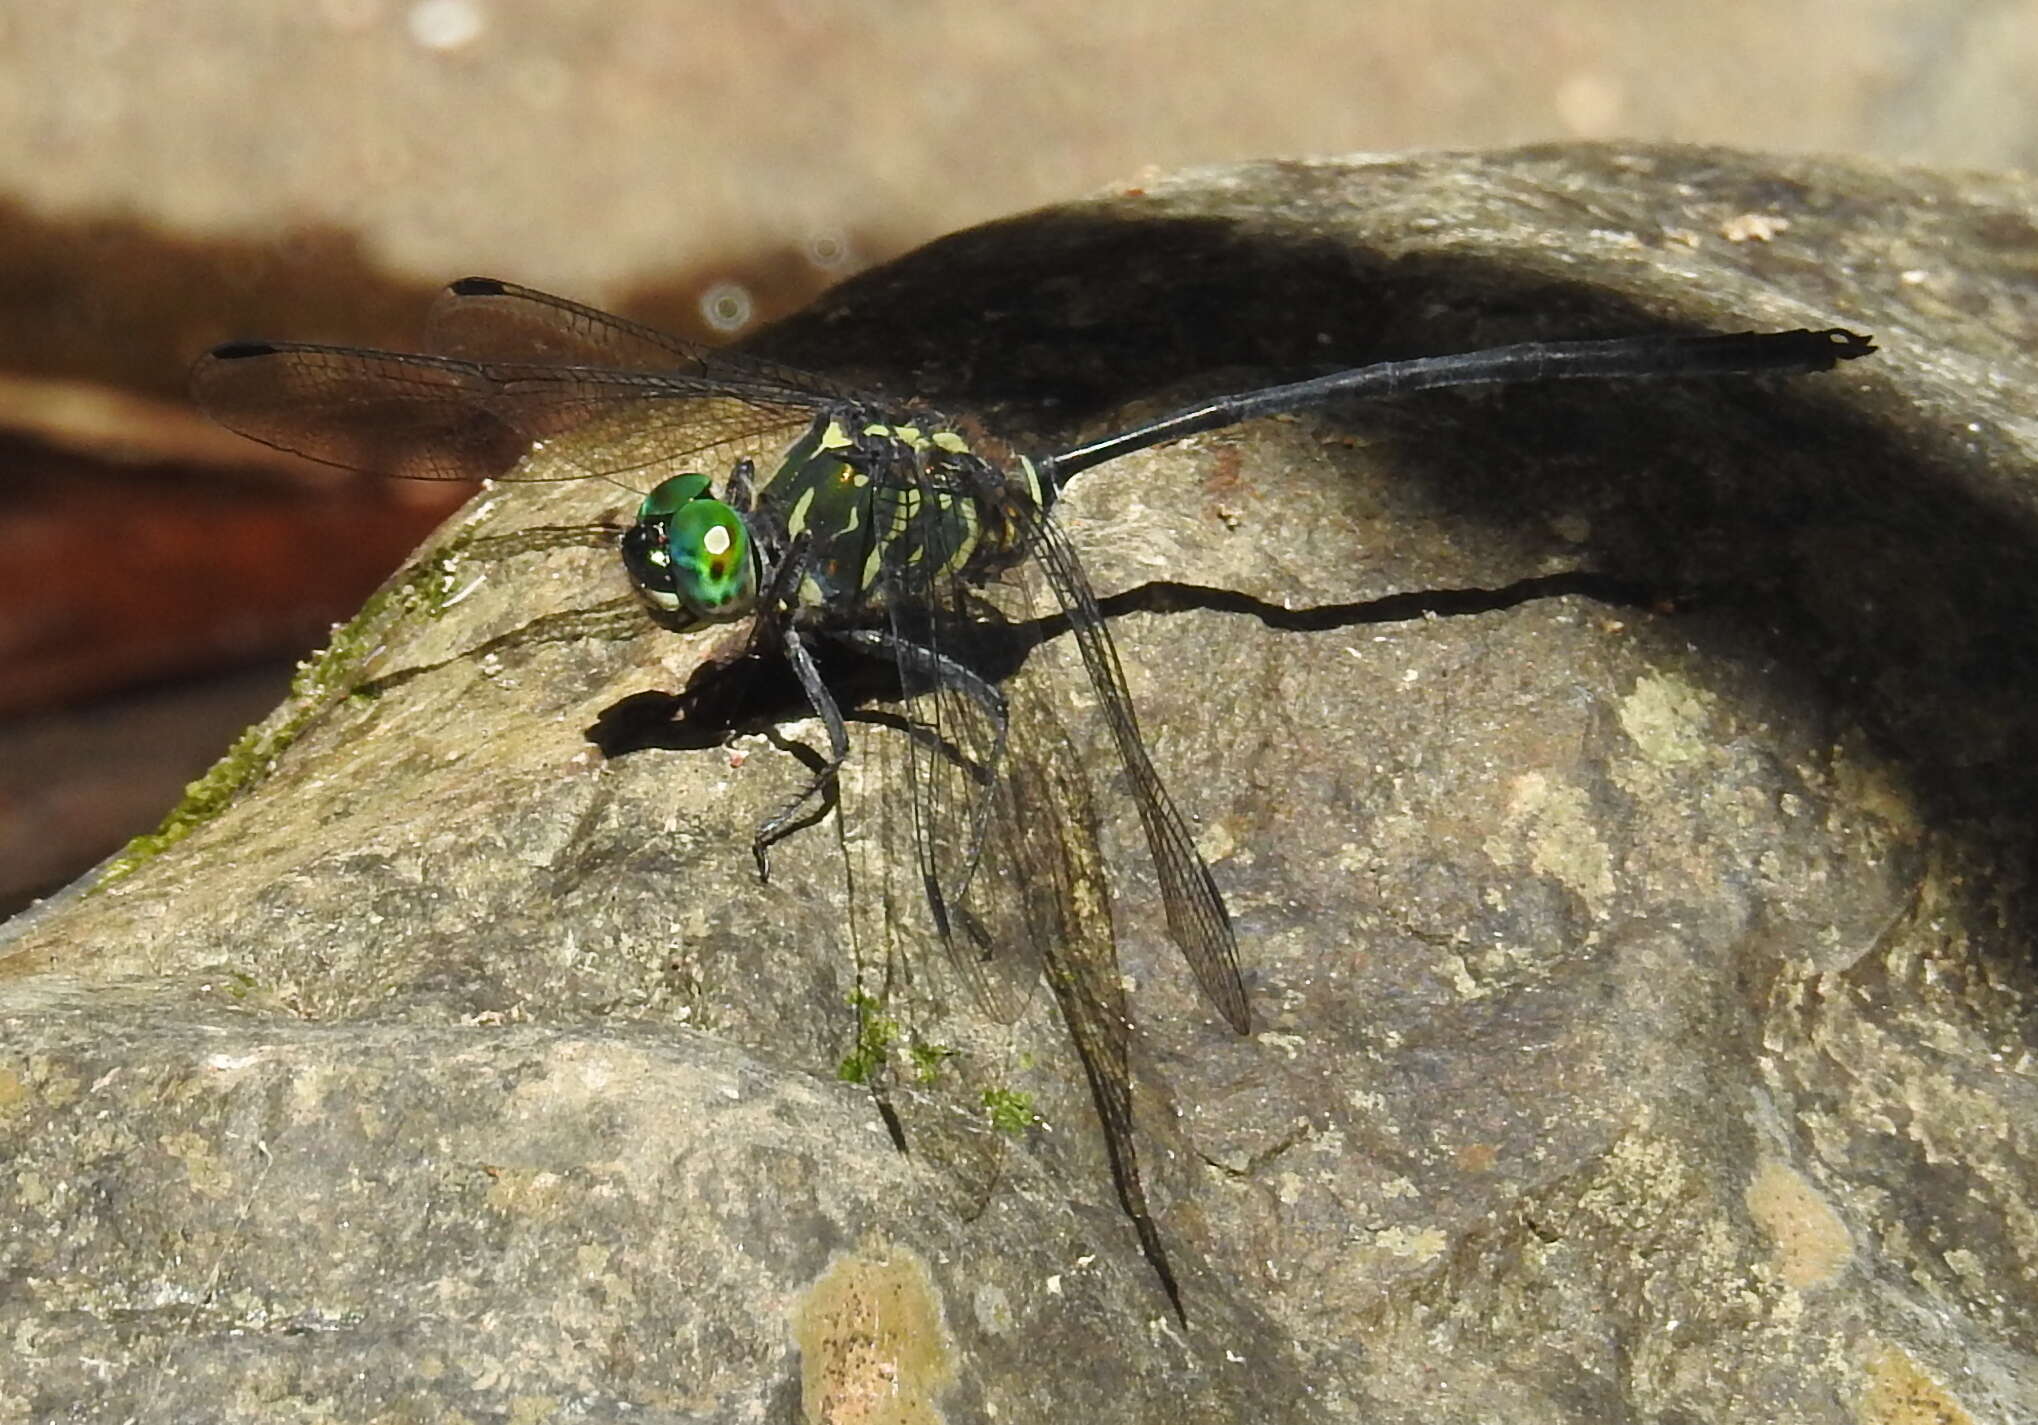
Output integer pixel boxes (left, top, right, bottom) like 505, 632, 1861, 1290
622, 410, 1049, 630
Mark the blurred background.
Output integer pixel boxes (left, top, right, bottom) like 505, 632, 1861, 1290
1, 0, 2030, 916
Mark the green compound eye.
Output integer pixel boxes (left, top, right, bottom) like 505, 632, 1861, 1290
621, 474, 757, 624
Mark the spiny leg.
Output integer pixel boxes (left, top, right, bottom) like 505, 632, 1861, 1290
751, 625, 850, 881
829, 628, 1010, 739
735, 498, 802, 662
749, 620, 1016, 884
721, 456, 759, 514
743, 525, 860, 879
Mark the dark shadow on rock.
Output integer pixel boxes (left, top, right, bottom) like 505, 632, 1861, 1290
742, 189, 2038, 977
588, 614, 1041, 757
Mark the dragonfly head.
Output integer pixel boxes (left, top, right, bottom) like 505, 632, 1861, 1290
621, 473, 758, 626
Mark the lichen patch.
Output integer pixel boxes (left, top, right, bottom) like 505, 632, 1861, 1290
792, 1240, 957, 1425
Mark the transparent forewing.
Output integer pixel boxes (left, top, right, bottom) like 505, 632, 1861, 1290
971, 665, 1183, 1316
427, 278, 715, 369
424, 278, 874, 408
190, 341, 826, 484
851, 442, 1056, 1026
1019, 504, 1253, 1035
191, 343, 533, 481
489, 388, 820, 486
883, 564, 1034, 1025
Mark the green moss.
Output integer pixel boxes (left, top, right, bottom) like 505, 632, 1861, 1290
836, 989, 899, 1084
835, 990, 968, 1093
909, 1040, 957, 1084
92, 535, 477, 890
980, 1088, 1037, 1134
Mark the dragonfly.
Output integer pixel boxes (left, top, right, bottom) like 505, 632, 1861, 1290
191, 277, 1874, 1318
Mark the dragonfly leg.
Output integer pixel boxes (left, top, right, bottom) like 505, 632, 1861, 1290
746, 531, 853, 879
751, 625, 851, 882
827, 628, 1009, 744
737, 515, 802, 658
722, 457, 759, 514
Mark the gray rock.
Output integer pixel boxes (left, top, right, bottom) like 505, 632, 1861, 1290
5, 143, 2034, 1423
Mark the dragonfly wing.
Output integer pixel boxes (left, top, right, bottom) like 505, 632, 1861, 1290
425, 277, 878, 407
980, 670, 1186, 1319
191, 342, 823, 485
883, 575, 1040, 1026
191, 343, 536, 481
426, 277, 717, 369
1022, 506, 1253, 1035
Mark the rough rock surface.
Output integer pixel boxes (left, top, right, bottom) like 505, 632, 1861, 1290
4, 144, 2034, 1423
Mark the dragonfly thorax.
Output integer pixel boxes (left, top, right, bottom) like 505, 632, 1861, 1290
762, 411, 1042, 619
